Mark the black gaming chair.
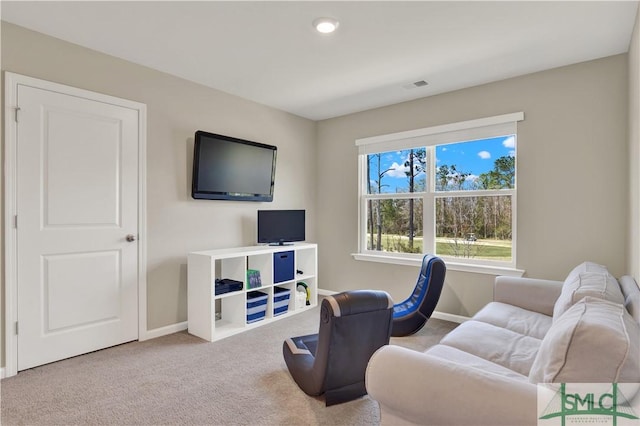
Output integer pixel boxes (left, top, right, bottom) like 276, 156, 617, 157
283, 290, 393, 406
392, 254, 446, 337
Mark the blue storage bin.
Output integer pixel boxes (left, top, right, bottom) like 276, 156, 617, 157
274, 251, 295, 283
273, 286, 291, 316
246, 291, 268, 324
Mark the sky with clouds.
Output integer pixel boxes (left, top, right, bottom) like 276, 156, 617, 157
369, 135, 515, 193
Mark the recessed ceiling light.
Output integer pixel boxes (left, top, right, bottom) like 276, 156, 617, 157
313, 17, 339, 34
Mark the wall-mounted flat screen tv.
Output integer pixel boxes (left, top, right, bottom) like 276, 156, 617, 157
258, 210, 305, 245
192, 130, 277, 201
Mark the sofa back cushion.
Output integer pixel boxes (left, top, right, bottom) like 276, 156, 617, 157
529, 297, 640, 384
553, 269, 624, 321
619, 275, 640, 323
563, 261, 608, 284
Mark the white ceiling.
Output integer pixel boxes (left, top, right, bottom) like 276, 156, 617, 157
1, 1, 638, 120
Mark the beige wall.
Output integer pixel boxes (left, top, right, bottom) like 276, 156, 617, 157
1, 20, 635, 369
1, 22, 318, 365
629, 8, 640, 280
317, 55, 629, 316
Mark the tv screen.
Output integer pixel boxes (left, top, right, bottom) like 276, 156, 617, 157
192, 130, 277, 201
258, 210, 305, 245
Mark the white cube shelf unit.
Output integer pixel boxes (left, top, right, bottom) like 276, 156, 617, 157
187, 243, 318, 342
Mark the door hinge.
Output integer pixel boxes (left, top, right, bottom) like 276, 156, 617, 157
14, 106, 20, 123
14, 215, 18, 229
15, 321, 18, 335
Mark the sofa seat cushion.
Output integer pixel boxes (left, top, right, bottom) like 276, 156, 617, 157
425, 344, 529, 382
474, 302, 552, 339
439, 320, 542, 376
530, 297, 640, 384
553, 270, 625, 320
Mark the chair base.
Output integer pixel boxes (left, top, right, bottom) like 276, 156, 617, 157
325, 381, 367, 406
391, 312, 429, 337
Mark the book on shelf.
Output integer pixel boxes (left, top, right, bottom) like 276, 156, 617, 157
246, 269, 262, 289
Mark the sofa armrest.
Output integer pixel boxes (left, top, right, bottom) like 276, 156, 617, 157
494, 276, 563, 316
366, 345, 538, 426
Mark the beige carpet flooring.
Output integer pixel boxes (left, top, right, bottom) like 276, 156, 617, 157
1, 303, 457, 426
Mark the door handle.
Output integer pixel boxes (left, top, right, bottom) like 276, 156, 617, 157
126, 234, 137, 242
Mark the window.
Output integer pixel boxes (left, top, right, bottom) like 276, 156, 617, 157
355, 113, 523, 272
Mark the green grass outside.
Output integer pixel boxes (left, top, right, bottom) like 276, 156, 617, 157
435, 241, 511, 260
367, 234, 512, 261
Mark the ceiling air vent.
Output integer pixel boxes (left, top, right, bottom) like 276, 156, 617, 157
403, 80, 429, 90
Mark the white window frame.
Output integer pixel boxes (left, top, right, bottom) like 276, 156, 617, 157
353, 113, 525, 277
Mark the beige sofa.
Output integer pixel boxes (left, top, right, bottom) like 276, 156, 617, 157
365, 262, 640, 425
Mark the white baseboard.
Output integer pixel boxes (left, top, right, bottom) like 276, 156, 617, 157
141, 321, 188, 341
141, 290, 468, 343
1, 367, 5, 379
318, 288, 469, 324
431, 311, 469, 324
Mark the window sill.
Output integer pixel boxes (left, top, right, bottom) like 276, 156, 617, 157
351, 252, 525, 277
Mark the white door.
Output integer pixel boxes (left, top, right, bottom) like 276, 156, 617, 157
15, 82, 141, 371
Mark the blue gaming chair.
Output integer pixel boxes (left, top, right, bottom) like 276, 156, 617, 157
392, 254, 446, 337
